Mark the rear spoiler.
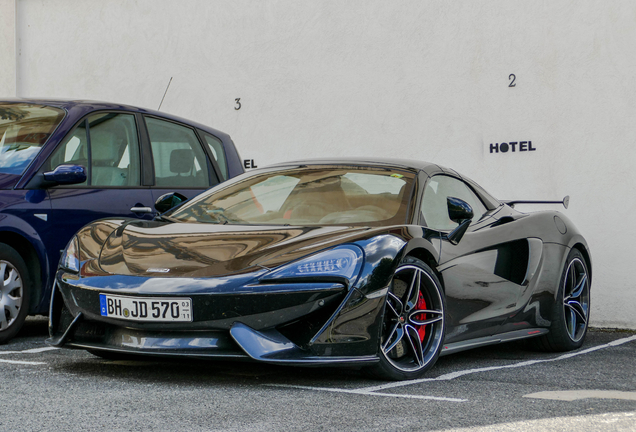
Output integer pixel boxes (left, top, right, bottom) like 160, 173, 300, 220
503, 195, 569, 209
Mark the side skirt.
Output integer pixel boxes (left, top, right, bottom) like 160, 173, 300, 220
440, 328, 548, 356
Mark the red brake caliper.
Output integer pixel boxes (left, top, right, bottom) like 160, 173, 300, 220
416, 292, 427, 341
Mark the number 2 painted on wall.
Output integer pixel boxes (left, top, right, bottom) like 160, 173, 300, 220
509, 74, 516, 87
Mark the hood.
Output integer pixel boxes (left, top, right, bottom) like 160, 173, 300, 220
0, 173, 20, 190
94, 220, 377, 278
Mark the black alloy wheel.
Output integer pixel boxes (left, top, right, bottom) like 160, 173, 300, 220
367, 257, 445, 380
0, 244, 31, 344
533, 248, 590, 352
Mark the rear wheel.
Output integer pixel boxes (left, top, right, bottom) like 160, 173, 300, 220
0, 244, 31, 344
367, 257, 445, 380
533, 249, 590, 351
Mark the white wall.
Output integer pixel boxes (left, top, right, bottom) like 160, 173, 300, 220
6, 0, 636, 328
0, 0, 15, 96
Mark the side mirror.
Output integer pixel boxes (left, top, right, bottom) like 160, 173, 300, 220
447, 197, 474, 223
154, 192, 188, 214
446, 197, 473, 245
43, 164, 87, 186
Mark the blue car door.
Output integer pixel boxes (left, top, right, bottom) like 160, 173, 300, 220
40, 112, 154, 282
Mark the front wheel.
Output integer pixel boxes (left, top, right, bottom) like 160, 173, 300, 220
533, 248, 590, 352
0, 244, 31, 344
366, 257, 445, 380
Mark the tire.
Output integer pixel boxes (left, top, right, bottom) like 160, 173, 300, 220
366, 257, 446, 380
0, 244, 31, 344
533, 249, 591, 352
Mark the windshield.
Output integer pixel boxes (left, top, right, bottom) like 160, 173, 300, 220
0, 103, 65, 175
168, 165, 415, 226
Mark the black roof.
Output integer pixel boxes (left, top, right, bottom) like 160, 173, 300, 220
267, 157, 448, 175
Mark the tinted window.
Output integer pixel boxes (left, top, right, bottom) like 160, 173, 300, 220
168, 166, 414, 226
145, 117, 212, 188
0, 104, 65, 175
46, 113, 141, 187
421, 175, 487, 230
202, 132, 227, 181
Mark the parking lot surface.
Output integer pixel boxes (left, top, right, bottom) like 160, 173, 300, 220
3, 317, 636, 431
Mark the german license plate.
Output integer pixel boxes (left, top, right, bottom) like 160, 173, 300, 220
99, 294, 192, 322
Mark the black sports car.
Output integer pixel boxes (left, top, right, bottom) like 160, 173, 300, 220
48, 159, 591, 380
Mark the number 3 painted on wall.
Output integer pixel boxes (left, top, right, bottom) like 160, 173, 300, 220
235, 98, 241, 110
509, 74, 516, 87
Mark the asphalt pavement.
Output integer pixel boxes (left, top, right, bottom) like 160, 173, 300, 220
3, 317, 636, 431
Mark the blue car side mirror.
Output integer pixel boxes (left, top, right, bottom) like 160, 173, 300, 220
43, 164, 87, 185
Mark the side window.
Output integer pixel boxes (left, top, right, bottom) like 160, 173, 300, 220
421, 175, 487, 231
201, 132, 228, 181
88, 113, 140, 186
45, 112, 141, 187
145, 117, 212, 188
47, 120, 89, 186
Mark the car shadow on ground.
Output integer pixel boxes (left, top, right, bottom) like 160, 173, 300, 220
25, 314, 633, 388
16, 315, 50, 339
45, 339, 554, 388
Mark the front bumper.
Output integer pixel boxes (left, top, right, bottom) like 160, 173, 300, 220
47, 270, 384, 364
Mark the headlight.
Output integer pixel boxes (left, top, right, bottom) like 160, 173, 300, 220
262, 245, 363, 286
60, 236, 80, 273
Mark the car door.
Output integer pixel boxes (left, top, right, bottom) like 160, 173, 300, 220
142, 116, 221, 205
420, 175, 527, 343
41, 112, 155, 276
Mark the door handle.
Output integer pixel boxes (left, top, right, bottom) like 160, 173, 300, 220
131, 206, 153, 213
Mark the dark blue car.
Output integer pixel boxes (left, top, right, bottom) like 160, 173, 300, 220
0, 99, 244, 342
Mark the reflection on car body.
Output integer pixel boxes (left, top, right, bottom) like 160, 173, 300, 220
48, 158, 591, 380
0, 99, 243, 343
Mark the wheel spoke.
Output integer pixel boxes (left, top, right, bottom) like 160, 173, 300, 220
409, 309, 443, 326
405, 270, 421, 313
387, 292, 404, 316
382, 324, 404, 354
567, 308, 577, 339
566, 262, 576, 297
2, 294, 21, 314
3, 269, 21, 293
569, 274, 588, 300
382, 321, 400, 349
405, 325, 424, 367
565, 300, 587, 325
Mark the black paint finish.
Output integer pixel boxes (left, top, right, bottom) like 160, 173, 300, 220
48, 158, 591, 372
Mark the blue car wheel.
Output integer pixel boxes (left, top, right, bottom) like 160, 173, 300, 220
0, 244, 31, 344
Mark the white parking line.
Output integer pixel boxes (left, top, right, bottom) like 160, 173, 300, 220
0, 359, 46, 365
0, 346, 59, 355
0, 346, 59, 365
361, 334, 636, 393
524, 390, 636, 401
268, 384, 467, 402
270, 334, 636, 401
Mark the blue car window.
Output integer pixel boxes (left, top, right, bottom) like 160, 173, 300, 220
46, 112, 141, 187
201, 132, 228, 181
47, 120, 89, 186
0, 104, 65, 175
88, 113, 140, 187
145, 117, 212, 188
